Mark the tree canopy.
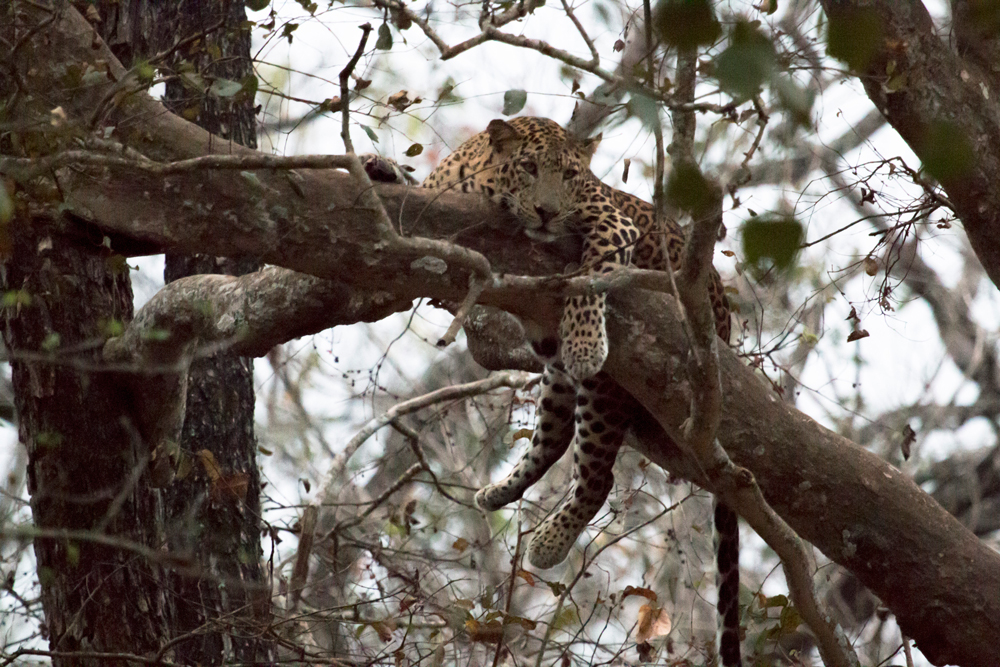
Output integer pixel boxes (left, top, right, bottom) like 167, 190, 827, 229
2, 1, 1000, 666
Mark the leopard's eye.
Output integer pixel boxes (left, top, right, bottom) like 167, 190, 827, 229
563, 168, 579, 180
519, 159, 538, 177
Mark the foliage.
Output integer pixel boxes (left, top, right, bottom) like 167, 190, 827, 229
3, 1, 1000, 666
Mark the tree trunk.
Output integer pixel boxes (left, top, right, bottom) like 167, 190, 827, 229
96, 1, 274, 663
1, 211, 172, 666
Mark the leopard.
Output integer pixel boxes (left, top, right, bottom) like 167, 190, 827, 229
364, 116, 741, 666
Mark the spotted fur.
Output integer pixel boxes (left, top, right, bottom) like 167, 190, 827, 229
364, 116, 741, 666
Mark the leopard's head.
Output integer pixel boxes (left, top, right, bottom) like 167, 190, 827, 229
486, 118, 601, 241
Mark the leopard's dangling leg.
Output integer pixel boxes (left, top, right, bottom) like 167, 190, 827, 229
715, 500, 742, 667
526, 373, 631, 569
558, 292, 609, 381
475, 363, 577, 511
557, 212, 638, 381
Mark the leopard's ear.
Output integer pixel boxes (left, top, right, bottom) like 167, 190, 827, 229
575, 132, 602, 165
487, 119, 523, 155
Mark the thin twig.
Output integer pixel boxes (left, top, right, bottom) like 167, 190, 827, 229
481, 26, 603, 74
148, 14, 228, 68
902, 636, 915, 667
642, 0, 669, 230
490, 514, 523, 667
532, 501, 675, 667
728, 94, 770, 193
339, 23, 373, 153
311, 372, 532, 521
1, 648, 179, 667
288, 504, 318, 611
437, 274, 487, 347
561, 0, 599, 65
391, 420, 463, 504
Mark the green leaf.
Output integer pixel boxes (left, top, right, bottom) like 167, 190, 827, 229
920, 121, 975, 182
627, 94, 660, 129
653, 0, 721, 50
742, 216, 803, 272
666, 163, 714, 216
247, 0, 270, 10
551, 607, 578, 631
376, 23, 393, 50
826, 7, 882, 72
2, 290, 31, 308
281, 22, 299, 43
134, 60, 156, 86
36, 431, 63, 448
102, 318, 125, 338
437, 80, 461, 103
41, 332, 61, 352
779, 604, 802, 633
143, 328, 172, 342
241, 74, 259, 97
362, 125, 379, 144
715, 21, 775, 100
65, 542, 80, 567
502, 89, 527, 116
773, 76, 814, 128
545, 580, 567, 597
405, 143, 424, 157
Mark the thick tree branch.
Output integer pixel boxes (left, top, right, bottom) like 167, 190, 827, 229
6, 4, 1000, 665
818, 0, 1000, 290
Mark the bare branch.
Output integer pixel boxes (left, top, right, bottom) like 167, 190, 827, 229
339, 23, 372, 153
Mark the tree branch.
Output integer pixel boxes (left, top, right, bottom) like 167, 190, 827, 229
817, 0, 1000, 291
7, 5, 1000, 665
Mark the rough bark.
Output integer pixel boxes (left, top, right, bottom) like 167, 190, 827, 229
0, 214, 173, 667
4, 3, 1000, 665
95, 1, 276, 663
0, 6, 177, 667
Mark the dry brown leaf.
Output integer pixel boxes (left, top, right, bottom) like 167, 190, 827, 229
196, 449, 222, 482
622, 585, 657, 602
466, 618, 504, 643
211, 473, 249, 502
635, 604, 672, 643
516, 570, 536, 586
511, 428, 533, 442
847, 329, 870, 342
371, 619, 395, 642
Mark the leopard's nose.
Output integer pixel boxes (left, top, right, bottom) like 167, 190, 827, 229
535, 205, 559, 224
